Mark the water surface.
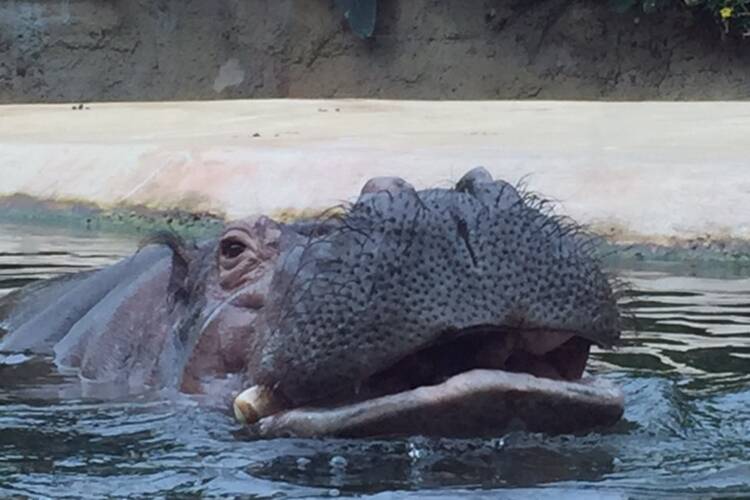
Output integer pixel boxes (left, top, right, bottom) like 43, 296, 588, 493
1, 223, 749, 498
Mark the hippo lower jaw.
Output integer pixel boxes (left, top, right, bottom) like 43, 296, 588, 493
256, 370, 623, 438
237, 328, 625, 438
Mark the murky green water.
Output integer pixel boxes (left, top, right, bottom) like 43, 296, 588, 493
1, 223, 749, 498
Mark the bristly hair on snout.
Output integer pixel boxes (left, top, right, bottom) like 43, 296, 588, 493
510, 178, 631, 341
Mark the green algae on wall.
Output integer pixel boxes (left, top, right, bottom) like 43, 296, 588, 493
0, 194, 224, 240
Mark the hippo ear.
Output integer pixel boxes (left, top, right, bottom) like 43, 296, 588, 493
139, 231, 194, 306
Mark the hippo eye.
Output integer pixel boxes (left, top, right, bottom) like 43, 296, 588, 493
220, 238, 246, 259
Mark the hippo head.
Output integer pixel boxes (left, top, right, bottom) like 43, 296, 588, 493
0, 168, 624, 437
194, 168, 622, 436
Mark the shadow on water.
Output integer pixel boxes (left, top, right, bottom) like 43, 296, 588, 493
1, 223, 749, 498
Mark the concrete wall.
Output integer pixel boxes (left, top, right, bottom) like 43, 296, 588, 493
2, 1, 750, 103
0, 99, 747, 246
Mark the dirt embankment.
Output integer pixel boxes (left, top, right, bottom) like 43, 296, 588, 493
2, 0, 749, 103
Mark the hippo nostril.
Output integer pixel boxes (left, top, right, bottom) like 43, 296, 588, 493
360, 176, 414, 196
455, 166, 494, 193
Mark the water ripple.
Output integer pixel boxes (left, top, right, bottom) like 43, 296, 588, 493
0, 226, 749, 497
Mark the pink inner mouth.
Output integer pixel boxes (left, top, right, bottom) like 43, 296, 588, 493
308, 327, 593, 408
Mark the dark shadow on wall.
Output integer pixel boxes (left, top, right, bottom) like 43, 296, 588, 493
335, 0, 377, 38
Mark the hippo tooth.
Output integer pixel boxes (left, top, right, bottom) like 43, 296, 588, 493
233, 385, 286, 425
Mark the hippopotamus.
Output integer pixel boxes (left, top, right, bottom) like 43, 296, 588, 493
0, 168, 624, 438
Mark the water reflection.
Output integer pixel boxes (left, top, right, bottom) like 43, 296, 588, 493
0, 223, 749, 497
248, 436, 617, 492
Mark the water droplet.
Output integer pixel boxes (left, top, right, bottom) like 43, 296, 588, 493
407, 441, 423, 460
329, 455, 348, 468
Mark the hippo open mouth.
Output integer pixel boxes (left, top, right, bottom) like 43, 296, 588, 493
237, 328, 623, 438
0, 167, 624, 438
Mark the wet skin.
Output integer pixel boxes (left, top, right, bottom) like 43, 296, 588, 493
0, 168, 624, 437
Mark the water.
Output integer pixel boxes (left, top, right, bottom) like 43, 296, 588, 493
1, 222, 749, 498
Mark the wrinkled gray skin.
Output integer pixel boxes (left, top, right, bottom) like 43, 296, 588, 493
0, 168, 623, 437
